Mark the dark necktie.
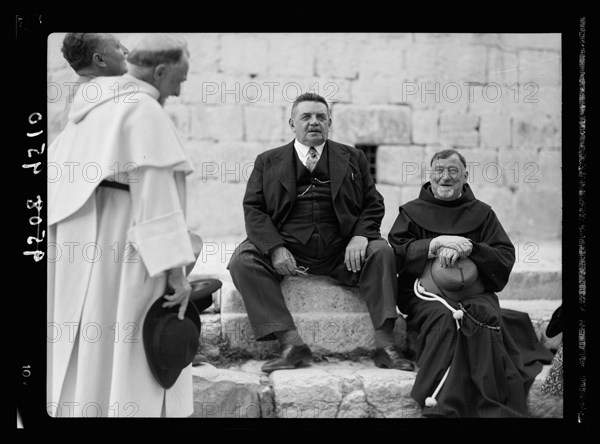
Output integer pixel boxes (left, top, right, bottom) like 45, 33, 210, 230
305, 146, 318, 173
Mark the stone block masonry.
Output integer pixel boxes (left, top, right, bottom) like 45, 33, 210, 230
191, 360, 561, 418
46, 32, 562, 244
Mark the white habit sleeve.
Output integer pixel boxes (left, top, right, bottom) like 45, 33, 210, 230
128, 166, 195, 277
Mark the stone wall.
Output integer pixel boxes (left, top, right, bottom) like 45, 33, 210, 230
47, 32, 562, 248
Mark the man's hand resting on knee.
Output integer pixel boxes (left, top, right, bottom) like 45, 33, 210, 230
345, 235, 368, 273
271, 245, 299, 276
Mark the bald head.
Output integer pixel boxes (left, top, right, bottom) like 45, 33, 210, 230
127, 34, 189, 68
126, 34, 190, 106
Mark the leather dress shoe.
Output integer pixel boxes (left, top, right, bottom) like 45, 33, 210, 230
261, 344, 313, 373
374, 346, 415, 371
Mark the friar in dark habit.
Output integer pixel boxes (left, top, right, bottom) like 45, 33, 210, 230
388, 148, 553, 418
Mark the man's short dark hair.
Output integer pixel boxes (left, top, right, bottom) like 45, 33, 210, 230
127, 46, 189, 68
430, 149, 467, 169
61, 33, 105, 72
291, 93, 330, 116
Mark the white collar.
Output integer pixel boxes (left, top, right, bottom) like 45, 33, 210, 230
294, 140, 325, 159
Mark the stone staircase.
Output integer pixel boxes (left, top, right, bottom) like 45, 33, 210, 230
187, 239, 563, 418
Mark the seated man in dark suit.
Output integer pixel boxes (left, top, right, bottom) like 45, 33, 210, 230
228, 93, 414, 373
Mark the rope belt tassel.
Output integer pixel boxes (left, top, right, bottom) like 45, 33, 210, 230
413, 278, 463, 408
413, 278, 501, 408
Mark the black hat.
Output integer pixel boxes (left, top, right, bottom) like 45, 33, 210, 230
545, 305, 562, 338
420, 257, 485, 301
189, 278, 222, 313
143, 296, 201, 390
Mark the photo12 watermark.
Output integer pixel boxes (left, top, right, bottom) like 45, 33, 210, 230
47, 80, 140, 104
400, 161, 541, 185
199, 81, 341, 104
401, 82, 540, 105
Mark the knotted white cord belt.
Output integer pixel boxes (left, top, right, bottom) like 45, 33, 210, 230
413, 278, 463, 407
412, 278, 501, 407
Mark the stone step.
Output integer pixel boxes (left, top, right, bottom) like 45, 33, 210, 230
201, 273, 562, 357
199, 297, 562, 360
191, 359, 562, 418
221, 276, 367, 313
221, 270, 562, 315
497, 270, 562, 300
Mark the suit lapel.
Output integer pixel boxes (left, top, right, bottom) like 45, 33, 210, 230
271, 141, 297, 199
328, 140, 350, 200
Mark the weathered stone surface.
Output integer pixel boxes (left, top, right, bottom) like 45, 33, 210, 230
190, 359, 560, 418
186, 140, 265, 182
377, 184, 404, 239
46, 32, 562, 247
267, 34, 315, 77
517, 49, 562, 86
47, 33, 66, 69
376, 145, 427, 187
498, 271, 562, 300
182, 73, 254, 106
468, 84, 524, 118
220, 34, 268, 77
244, 105, 286, 142
404, 42, 487, 84
217, 297, 558, 358
499, 299, 561, 317
480, 113, 512, 148
220, 312, 378, 356
270, 368, 343, 418
315, 36, 363, 79
439, 112, 480, 147
401, 80, 471, 113
185, 180, 246, 240
358, 37, 407, 79
399, 185, 424, 207
258, 384, 276, 418
198, 313, 222, 349
351, 77, 407, 106
512, 114, 561, 149
486, 46, 519, 85
496, 147, 543, 188
190, 105, 244, 141
222, 275, 366, 313
221, 274, 409, 354
184, 32, 220, 74
358, 369, 421, 418
476, 184, 516, 222
530, 148, 562, 188
512, 186, 562, 240
499, 33, 562, 51
337, 390, 370, 418
191, 364, 262, 418
331, 105, 411, 145
412, 109, 440, 144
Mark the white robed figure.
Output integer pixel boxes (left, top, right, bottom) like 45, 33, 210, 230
47, 34, 197, 418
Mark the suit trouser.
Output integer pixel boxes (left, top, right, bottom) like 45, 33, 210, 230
227, 236, 398, 341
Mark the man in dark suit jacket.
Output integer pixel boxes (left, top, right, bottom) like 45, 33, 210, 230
228, 93, 414, 373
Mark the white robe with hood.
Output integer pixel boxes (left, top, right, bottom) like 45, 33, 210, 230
47, 74, 196, 418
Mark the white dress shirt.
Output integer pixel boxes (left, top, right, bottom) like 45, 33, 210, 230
294, 139, 325, 167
